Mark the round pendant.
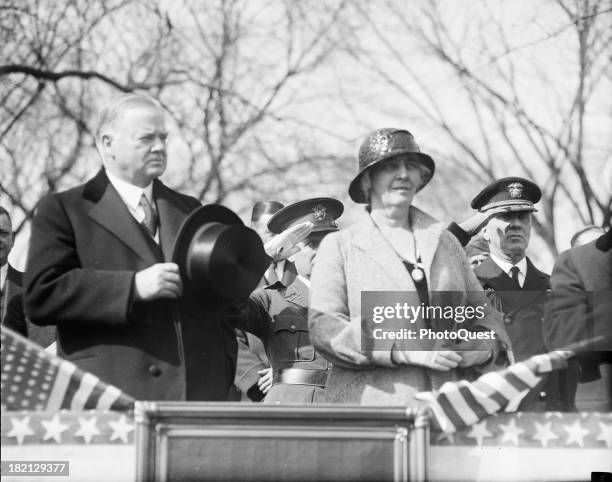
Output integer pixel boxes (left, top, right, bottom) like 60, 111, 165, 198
411, 267, 424, 282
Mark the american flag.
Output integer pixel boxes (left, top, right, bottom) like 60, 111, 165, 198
416, 350, 573, 434
1, 326, 134, 412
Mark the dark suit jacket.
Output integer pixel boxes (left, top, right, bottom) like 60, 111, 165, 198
474, 256, 565, 410
545, 231, 612, 411
24, 169, 237, 401
474, 256, 550, 361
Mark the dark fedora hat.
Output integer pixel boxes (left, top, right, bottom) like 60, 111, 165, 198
172, 205, 270, 313
348, 128, 436, 203
267, 197, 344, 235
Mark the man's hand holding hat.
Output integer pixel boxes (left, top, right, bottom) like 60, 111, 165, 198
264, 221, 314, 261
134, 262, 183, 301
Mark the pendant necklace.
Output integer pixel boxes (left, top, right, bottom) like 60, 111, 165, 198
408, 214, 425, 283
411, 262, 425, 283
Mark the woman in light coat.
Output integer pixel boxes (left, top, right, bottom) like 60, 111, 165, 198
308, 128, 510, 405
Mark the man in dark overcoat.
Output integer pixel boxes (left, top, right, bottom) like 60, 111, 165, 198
471, 177, 564, 410
24, 93, 237, 401
545, 228, 612, 411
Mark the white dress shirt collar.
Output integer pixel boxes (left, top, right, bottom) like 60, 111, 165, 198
106, 171, 158, 242
106, 170, 153, 210
489, 252, 527, 287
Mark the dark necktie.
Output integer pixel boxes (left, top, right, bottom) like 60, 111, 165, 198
139, 194, 158, 239
509, 266, 521, 290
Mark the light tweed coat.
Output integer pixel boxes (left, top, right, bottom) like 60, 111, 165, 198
308, 206, 509, 405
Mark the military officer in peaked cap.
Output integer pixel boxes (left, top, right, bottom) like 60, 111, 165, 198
229, 197, 343, 404
472, 177, 565, 410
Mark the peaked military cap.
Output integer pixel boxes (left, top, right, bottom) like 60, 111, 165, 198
267, 197, 343, 234
471, 177, 541, 213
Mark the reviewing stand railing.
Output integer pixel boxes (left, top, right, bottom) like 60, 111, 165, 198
134, 402, 430, 482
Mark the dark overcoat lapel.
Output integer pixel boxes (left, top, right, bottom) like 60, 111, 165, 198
154, 180, 188, 261
474, 255, 550, 359
85, 169, 159, 264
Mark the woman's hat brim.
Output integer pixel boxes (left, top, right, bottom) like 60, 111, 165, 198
348, 151, 435, 203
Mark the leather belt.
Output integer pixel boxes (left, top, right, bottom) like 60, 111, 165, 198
273, 368, 328, 388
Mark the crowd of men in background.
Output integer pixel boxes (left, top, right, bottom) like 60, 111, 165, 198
1, 93, 610, 413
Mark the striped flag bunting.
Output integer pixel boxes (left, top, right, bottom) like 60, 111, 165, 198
1, 326, 134, 412
429, 411, 612, 449
415, 350, 573, 434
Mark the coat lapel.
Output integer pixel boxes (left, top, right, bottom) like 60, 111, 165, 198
474, 256, 509, 289
410, 206, 443, 284
351, 212, 412, 288
523, 258, 550, 290
154, 181, 188, 261
350, 207, 444, 289
85, 169, 158, 264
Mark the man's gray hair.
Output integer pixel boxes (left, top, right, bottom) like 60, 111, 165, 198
95, 93, 163, 148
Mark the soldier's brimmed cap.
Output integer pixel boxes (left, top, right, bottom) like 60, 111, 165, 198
471, 176, 541, 213
267, 197, 343, 235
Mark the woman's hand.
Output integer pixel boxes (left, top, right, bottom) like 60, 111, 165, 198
452, 339, 495, 367
391, 349, 462, 371
458, 350, 493, 367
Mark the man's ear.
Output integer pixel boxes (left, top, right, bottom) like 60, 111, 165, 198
100, 132, 114, 157
481, 225, 490, 242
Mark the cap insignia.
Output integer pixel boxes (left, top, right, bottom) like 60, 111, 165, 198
507, 182, 523, 199
312, 204, 327, 223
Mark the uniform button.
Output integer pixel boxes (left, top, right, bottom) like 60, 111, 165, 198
504, 317, 512, 324
290, 325, 296, 330
149, 365, 162, 377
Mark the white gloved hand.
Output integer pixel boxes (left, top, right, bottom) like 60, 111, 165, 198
391, 349, 462, 371
459, 206, 513, 236
264, 221, 314, 261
